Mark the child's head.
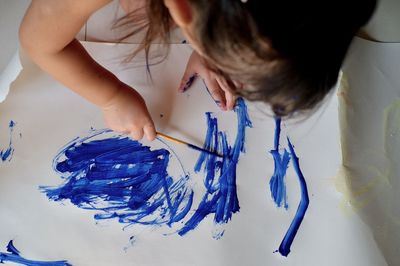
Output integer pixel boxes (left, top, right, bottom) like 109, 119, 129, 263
121, 0, 376, 117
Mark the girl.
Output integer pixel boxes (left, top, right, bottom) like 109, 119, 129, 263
19, 0, 376, 141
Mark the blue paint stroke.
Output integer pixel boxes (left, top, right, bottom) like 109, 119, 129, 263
0, 120, 16, 162
0, 240, 71, 266
269, 117, 290, 209
40, 129, 194, 228
178, 98, 252, 236
278, 138, 310, 257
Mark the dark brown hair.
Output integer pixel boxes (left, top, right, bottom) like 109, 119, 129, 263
116, 0, 376, 117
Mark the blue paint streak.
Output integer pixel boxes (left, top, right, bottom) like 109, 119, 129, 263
0, 240, 71, 266
0, 120, 16, 162
41, 129, 193, 228
178, 98, 252, 236
278, 138, 310, 257
269, 117, 290, 209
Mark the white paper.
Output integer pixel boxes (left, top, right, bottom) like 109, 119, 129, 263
0, 42, 385, 266
340, 37, 400, 266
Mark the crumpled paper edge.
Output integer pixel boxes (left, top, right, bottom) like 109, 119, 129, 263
0, 49, 23, 103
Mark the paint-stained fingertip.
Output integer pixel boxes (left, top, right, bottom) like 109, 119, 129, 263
179, 73, 197, 93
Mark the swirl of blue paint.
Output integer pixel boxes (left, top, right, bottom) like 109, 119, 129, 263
40, 129, 193, 227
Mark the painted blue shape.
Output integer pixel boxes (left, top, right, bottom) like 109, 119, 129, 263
269, 117, 290, 209
0, 240, 71, 266
178, 98, 252, 236
0, 120, 16, 162
40, 129, 194, 228
278, 138, 310, 257
6, 240, 19, 255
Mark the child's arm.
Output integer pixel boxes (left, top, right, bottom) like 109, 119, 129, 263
19, 0, 156, 141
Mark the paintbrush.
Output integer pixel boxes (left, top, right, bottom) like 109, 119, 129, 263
156, 132, 223, 157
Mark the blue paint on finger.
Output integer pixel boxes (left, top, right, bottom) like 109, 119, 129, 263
182, 74, 197, 92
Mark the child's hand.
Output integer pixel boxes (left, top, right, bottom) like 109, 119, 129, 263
102, 83, 156, 141
179, 51, 237, 111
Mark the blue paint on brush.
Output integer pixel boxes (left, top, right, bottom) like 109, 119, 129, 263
0, 240, 71, 266
178, 98, 252, 236
278, 138, 310, 257
41, 129, 194, 228
269, 117, 290, 209
0, 120, 16, 162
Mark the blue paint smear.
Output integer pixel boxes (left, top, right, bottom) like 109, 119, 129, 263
178, 98, 252, 236
40, 129, 194, 228
0, 240, 71, 266
0, 120, 16, 162
269, 117, 290, 209
278, 138, 310, 257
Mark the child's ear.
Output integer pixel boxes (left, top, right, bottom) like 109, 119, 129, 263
164, 0, 192, 27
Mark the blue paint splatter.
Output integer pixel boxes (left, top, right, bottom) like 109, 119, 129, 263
178, 98, 252, 236
40, 129, 194, 228
0, 120, 16, 162
269, 117, 290, 209
277, 138, 310, 257
0, 240, 71, 266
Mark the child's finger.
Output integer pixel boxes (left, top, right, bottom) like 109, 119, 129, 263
130, 127, 144, 141
225, 91, 237, 111
179, 72, 197, 92
203, 77, 226, 110
144, 123, 156, 141
216, 77, 237, 110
